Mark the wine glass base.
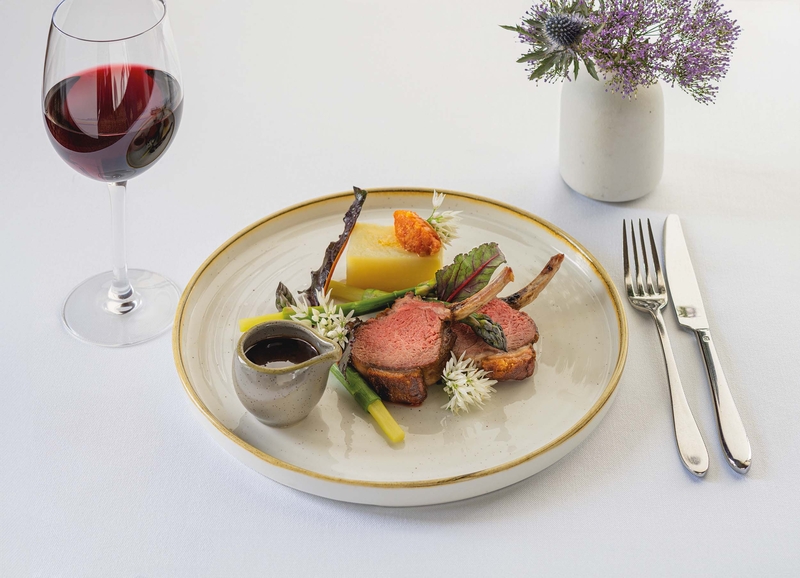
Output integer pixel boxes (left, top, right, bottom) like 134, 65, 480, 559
62, 269, 181, 347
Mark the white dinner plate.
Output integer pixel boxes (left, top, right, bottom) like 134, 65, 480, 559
173, 188, 627, 506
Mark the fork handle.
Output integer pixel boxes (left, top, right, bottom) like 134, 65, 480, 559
694, 328, 751, 473
652, 309, 709, 477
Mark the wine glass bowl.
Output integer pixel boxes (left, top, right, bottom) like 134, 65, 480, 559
43, 0, 183, 346
43, 63, 182, 182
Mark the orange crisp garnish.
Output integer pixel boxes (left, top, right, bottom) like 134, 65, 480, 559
393, 210, 442, 257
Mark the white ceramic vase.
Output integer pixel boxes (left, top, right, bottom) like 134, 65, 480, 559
559, 72, 664, 202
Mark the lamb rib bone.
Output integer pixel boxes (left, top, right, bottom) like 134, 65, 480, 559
448, 267, 515, 320
502, 254, 564, 310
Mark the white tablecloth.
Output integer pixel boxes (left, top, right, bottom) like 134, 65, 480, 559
2, 1, 799, 575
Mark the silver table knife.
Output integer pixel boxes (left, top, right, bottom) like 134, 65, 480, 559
664, 215, 751, 473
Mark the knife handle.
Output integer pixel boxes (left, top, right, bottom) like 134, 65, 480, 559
652, 309, 709, 477
695, 328, 752, 473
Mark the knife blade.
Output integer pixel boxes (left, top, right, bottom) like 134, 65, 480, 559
664, 214, 751, 473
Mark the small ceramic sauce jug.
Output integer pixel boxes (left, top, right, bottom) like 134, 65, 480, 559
232, 321, 341, 427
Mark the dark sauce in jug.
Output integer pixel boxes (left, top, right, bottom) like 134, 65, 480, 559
244, 336, 319, 369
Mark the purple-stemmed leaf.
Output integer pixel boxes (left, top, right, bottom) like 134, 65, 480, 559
435, 242, 506, 303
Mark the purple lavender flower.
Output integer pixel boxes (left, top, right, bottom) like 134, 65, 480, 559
581, 0, 665, 95
504, 0, 741, 103
656, 0, 741, 104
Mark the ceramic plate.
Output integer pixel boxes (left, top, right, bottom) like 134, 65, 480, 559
173, 188, 627, 506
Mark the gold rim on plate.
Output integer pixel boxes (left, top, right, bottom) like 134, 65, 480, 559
172, 187, 629, 489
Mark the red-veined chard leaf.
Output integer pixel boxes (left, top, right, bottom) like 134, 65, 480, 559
435, 242, 507, 302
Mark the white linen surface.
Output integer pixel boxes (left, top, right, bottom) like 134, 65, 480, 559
1, 1, 798, 575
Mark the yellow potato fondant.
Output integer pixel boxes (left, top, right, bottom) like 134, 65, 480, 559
346, 223, 443, 292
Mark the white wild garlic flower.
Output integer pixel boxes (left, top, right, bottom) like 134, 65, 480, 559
431, 190, 446, 211
289, 289, 354, 349
427, 190, 461, 247
288, 293, 314, 328
441, 352, 497, 414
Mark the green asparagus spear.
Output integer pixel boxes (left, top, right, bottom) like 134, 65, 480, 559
329, 365, 404, 443
239, 280, 434, 332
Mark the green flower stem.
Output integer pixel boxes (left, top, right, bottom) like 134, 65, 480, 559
238, 280, 435, 332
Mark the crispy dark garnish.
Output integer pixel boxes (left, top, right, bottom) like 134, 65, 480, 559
298, 186, 368, 306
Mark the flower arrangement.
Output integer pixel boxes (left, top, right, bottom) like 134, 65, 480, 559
502, 0, 740, 104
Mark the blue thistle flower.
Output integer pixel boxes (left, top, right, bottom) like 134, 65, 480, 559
545, 14, 586, 48
501, 0, 599, 83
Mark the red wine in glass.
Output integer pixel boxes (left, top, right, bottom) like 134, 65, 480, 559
44, 64, 183, 182
43, 0, 184, 347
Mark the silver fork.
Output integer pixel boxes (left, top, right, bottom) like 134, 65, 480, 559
623, 219, 709, 477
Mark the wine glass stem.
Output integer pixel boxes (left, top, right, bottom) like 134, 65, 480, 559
107, 181, 138, 314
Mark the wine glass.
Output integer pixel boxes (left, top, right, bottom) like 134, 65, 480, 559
42, 0, 183, 347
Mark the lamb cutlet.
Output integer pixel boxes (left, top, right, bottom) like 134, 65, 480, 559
350, 298, 453, 405
351, 254, 561, 404
351, 267, 514, 406
452, 254, 564, 381
451, 299, 539, 381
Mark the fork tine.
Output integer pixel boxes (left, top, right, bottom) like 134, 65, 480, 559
623, 221, 633, 296
647, 218, 666, 293
630, 221, 644, 295
638, 219, 655, 295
